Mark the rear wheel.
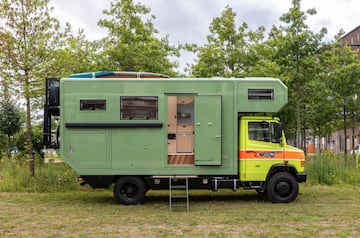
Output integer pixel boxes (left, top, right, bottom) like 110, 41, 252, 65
114, 176, 146, 205
266, 172, 298, 203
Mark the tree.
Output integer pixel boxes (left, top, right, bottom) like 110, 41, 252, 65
192, 6, 275, 77
328, 46, 360, 156
0, 101, 21, 156
48, 24, 102, 78
305, 74, 337, 152
98, 0, 179, 76
0, 51, 12, 102
268, 0, 326, 149
0, 0, 60, 175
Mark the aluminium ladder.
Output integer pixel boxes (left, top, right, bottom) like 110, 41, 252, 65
169, 176, 189, 212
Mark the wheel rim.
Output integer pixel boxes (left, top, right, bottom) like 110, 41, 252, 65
275, 181, 291, 197
121, 183, 138, 199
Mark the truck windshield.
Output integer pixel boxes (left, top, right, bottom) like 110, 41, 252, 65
248, 122, 281, 143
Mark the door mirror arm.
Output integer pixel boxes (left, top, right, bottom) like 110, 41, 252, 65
277, 122, 284, 147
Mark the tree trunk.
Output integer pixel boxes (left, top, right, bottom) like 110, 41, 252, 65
296, 99, 301, 149
344, 103, 347, 160
25, 72, 34, 176
352, 113, 355, 152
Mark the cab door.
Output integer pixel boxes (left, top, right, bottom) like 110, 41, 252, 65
243, 120, 283, 181
194, 95, 222, 165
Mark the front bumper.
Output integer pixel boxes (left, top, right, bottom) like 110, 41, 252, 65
297, 173, 307, 183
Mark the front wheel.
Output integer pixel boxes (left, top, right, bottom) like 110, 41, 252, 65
114, 176, 146, 205
266, 172, 298, 203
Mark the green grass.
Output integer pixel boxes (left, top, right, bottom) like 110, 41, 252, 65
1, 185, 360, 237
0, 155, 80, 192
1, 154, 360, 237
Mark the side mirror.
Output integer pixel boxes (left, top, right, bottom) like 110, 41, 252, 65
277, 122, 283, 138
277, 122, 284, 146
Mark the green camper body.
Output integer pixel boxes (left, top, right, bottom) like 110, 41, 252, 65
43, 72, 306, 204
61, 77, 286, 175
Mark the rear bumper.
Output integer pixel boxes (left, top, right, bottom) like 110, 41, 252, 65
297, 173, 307, 183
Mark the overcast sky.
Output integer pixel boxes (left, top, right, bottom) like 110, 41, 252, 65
49, 0, 359, 71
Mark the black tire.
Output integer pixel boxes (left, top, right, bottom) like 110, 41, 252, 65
114, 176, 146, 205
266, 172, 298, 203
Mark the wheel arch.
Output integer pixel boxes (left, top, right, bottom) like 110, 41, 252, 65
266, 164, 298, 182
112, 175, 149, 189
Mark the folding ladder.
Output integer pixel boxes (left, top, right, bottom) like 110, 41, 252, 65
169, 176, 189, 212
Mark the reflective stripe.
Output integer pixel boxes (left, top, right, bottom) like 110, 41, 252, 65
238, 150, 304, 160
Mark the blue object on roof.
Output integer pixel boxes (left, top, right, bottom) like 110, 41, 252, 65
68, 71, 115, 78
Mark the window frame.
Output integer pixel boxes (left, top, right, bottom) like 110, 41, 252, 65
120, 96, 158, 120
248, 89, 274, 100
80, 99, 106, 111
248, 121, 281, 143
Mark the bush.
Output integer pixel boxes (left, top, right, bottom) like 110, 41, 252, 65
306, 154, 360, 185
0, 154, 82, 192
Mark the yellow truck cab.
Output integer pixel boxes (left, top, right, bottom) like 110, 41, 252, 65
239, 116, 306, 202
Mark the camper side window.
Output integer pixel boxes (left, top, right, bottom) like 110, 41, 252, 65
120, 96, 158, 120
80, 99, 106, 110
248, 89, 274, 100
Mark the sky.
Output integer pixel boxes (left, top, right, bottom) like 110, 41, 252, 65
49, 0, 359, 71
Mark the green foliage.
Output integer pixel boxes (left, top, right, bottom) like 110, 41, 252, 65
268, 0, 327, 146
192, 6, 275, 77
0, 0, 60, 101
306, 154, 360, 185
0, 101, 21, 138
48, 25, 103, 77
98, 0, 179, 76
0, 0, 61, 174
326, 48, 360, 153
0, 101, 22, 157
10, 126, 43, 156
0, 155, 81, 192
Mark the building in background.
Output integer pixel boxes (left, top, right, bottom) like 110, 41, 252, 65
341, 25, 360, 59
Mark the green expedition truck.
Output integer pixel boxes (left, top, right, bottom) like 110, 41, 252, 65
43, 71, 306, 204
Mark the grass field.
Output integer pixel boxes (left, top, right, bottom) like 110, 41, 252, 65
1, 184, 360, 238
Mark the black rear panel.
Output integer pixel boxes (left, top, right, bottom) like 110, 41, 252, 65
43, 78, 60, 148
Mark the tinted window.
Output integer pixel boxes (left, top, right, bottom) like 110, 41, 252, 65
249, 122, 270, 142
248, 121, 281, 143
121, 96, 158, 120
248, 89, 274, 100
80, 99, 106, 111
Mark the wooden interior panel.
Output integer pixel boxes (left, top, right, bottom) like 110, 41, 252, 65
168, 155, 194, 164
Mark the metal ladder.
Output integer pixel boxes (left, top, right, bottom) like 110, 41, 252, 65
169, 176, 189, 212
